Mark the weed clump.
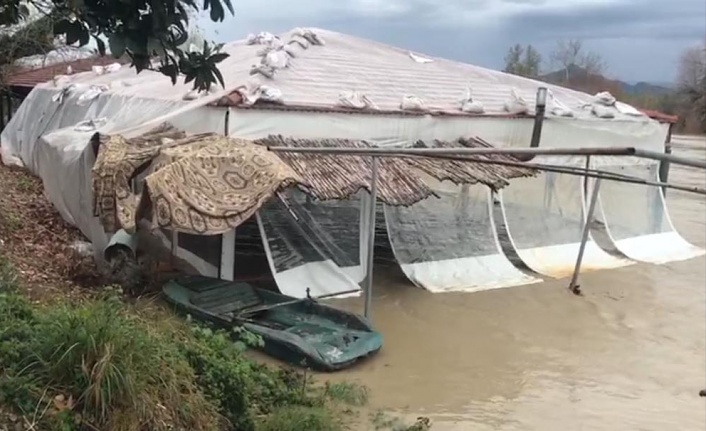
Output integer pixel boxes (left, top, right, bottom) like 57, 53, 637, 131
0, 256, 405, 431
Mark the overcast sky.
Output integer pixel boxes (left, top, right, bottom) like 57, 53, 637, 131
198, 0, 705, 84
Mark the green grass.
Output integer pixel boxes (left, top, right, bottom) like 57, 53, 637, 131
323, 382, 369, 407
256, 406, 344, 431
0, 254, 421, 431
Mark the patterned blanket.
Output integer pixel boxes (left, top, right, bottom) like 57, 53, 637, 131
92, 124, 304, 235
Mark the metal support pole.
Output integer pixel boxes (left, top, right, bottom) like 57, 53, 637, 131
0, 90, 5, 131
4, 91, 11, 125
530, 87, 547, 148
517, 87, 547, 162
363, 156, 378, 320
658, 123, 673, 198
568, 177, 602, 295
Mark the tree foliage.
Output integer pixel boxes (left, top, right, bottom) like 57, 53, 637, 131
549, 39, 605, 81
503, 43, 542, 78
676, 44, 706, 132
0, 0, 235, 92
0, 12, 54, 67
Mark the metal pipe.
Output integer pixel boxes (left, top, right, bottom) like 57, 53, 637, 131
224, 108, 230, 137
269, 145, 638, 157
4, 91, 10, 125
0, 90, 5, 131
268, 145, 706, 170
529, 87, 547, 149
658, 123, 673, 197
399, 152, 706, 196
569, 177, 602, 295
364, 156, 378, 321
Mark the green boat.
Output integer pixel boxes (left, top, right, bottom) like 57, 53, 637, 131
162, 276, 383, 371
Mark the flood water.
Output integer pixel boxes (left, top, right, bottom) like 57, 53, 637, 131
325, 134, 706, 430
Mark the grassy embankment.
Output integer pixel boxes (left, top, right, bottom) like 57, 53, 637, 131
0, 164, 431, 430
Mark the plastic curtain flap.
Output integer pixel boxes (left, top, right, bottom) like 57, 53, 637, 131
596, 163, 704, 264
499, 164, 631, 278
383, 181, 541, 293
256, 189, 364, 298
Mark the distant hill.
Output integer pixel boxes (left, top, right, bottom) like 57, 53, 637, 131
538, 65, 673, 97
621, 81, 673, 96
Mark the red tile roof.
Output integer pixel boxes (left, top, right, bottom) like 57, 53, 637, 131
6, 56, 128, 89
639, 109, 678, 124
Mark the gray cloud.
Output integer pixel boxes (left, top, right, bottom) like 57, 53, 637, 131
200, 0, 706, 82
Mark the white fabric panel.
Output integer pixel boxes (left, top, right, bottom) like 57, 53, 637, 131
596, 163, 704, 264
220, 230, 236, 281
0, 86, 226, 259
227, 108, 666, 155
255, 193, 362, 299
1, 87, 182, 169
33, 127, 112, 257
4, 28, 657, 121
152, 229, 219, 277
499, 168, 632, 278
384, 181, 541, 293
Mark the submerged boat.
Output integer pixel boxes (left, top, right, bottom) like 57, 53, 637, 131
163, 276, 383, 371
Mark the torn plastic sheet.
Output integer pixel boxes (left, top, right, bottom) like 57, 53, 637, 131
338, 91, 378, 110
74, 117, 108, 132
236, 82, 283, 105
384, 180, 541, 293
592, 104, 615, 119
595, 163, 704, 264
499, 167, 632, 278
409, 52, 433, 63
256, 191, 364, 299
593, 91, 617, 106
400, 95, 426, 111
77, 85, 109, 106
459, 87, 484, 114
503, 88, 529, 115
547, 90, 573, 117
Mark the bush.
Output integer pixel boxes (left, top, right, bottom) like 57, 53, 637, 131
0, 286, 220, 430
0, 255, 412, 431
256, 406, 343, 431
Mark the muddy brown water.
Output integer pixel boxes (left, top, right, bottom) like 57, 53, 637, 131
312, 135, 705, 430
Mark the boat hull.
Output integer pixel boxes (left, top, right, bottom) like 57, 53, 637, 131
162, 276, 382, 371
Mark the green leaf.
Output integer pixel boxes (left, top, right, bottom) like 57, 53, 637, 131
209, 53, 229, 64
109, 33, 126, 58
159, 64, 179, 85
209, 1, 224, 22
222, 0, 235, 15
212, 65, 225, 88
53, 19, 72, 36
94, 36, 106, 56
78, 27, 90, 46
65, 22, 83, 45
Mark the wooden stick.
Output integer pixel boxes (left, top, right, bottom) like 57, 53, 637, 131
238, 288, 360, 316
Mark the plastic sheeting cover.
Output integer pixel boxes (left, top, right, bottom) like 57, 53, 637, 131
597, 163, 704, 264
256, 190, 366, 298
384, 181, 541, 292
499, 166, 631, 278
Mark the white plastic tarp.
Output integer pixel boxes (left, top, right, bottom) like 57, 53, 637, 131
256, 190, 366, 298
499, 165, 632, 278
384, 180, 541, 292
0, 85, 226, 255
596, 162, 704, 264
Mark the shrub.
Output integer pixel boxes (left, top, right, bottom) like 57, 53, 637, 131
24, 295, 220, 431
0, 279, 221, 431
256, 405, 343, 431
0, 256, 415, 431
